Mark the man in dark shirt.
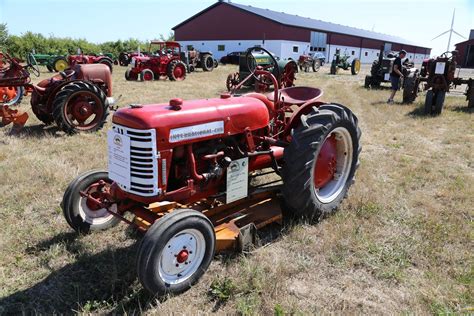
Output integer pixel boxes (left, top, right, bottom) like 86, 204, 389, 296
387, 50, 407, 104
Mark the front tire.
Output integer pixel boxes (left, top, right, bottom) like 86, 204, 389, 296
282, 104, 361, 220
312, 59, 321, 72
136, 209, 215, 296
201, 54, 214, 71
140, 69, 154, 81
167, 60, 187, 81
351, 59, 360, 75
61, 170, 121, 234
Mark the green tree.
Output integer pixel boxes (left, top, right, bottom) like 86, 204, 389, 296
0, 23, 8, 48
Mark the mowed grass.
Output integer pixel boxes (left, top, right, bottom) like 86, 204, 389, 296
0, 64, 472, 314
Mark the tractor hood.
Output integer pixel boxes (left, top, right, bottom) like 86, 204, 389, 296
112, 96, 270, 146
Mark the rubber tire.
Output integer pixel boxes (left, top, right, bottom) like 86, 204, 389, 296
433, 91, 445, 115
424, 90, 434, 115
46, 64, 54, 72
467, 83, 474, 108
119, 52, 130, 66
31, 104, 54, 125
98, 59, 113, 73
52, 56, 68, 72
364, 75, 371, 88
351, 59, 360, 75
213, 59, 219, 68
167, 60, 187, 81
312, 59, 321, 72
330, 61, 337, 75
61, 170, 121, 234
281, 104, 361, 220
52, 81, 109, 134
201, 54, 214, 72
140, 69, 154, 81
136, 209, 215, 296
402, 76, 417, 104
125, 69, 138, 81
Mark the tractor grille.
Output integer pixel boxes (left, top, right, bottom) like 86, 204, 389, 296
112, 124, 159, 197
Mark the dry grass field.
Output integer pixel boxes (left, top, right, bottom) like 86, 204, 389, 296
0, 63, 472, 314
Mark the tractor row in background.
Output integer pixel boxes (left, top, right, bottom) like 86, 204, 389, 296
30, 51, 117, 73
0, 52, 115, 134
61, 46, 361, 297
226, 49, 298, 92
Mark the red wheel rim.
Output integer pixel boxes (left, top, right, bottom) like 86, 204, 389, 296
314, 134, 338, 189
63, 91, 104, 131
174, 64, 185, 81
144, 71, 153, 81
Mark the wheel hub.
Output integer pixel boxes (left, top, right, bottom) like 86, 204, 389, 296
176, 249, 189, 264
314, 134, 338, 188
72, 101, 93, 121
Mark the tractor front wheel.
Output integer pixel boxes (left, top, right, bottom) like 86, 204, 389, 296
167, 61, 187, 81
52, 81, 109, 134
140, 69, 154, 81
61, 170, 121, 234
136, 209, 215, 296
53, 56, 69, 72
282, 104, 361, 220
312, 59, 321, 72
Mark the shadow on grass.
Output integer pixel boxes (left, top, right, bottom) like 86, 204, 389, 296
451, 105, 474, 114
0, 235, 155, 314
407, 105, 433, 118
6, 124, 63, 138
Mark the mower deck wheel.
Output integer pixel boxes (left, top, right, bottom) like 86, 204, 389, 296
61, 170, 120, 234
136, 208, 215, 296
281, 104, 361, 220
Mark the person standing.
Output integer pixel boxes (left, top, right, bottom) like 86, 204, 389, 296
387, 50, 407, 104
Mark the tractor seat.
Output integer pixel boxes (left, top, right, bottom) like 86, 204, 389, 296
267, 86, 323, 105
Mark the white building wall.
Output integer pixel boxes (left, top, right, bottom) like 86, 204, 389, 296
178, 39, 430, 64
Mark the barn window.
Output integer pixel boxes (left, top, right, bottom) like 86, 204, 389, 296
187, 45, 194, 51
293, 46, 299, 53
218, 45, 225, 51
202, 43, 204, 45
238, 43, 241, 46
377, 53, 379, 56
351, 51, 355, 55
364, 52, 368, 56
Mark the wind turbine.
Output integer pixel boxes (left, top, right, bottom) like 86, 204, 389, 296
432, 9, 466, 51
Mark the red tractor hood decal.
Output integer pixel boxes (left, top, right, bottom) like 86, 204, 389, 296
113, 96, 270, 146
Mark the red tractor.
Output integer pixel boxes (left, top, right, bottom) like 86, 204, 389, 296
297, 54, 321, 72
125, 41, 187, 82
419, 51, 473, 115
68, 53, 114, 73
61, 47, 361, 296
0, 52, 115, 134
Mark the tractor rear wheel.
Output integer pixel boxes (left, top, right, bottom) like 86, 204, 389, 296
330, 61, 337, 75
201, 54, 214, 72
402, 76, 418, 104
136, 209, 215, 296
98, 59, 113, 73
61, 170, 121, 234
281, 104, 361, 220
167, 60, 187, 81
31, 103, 54, 125
351, 59, 360, 75
52, 81, 109, 134
364, 75, 371, 88
140, 69, 154, 81
0, 86, 24, 106
312, 59, 321, 72
125, 69, 138, 81
433, 91, 445, 115
53, 56, 69, 72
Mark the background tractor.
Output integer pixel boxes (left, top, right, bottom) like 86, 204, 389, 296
29, 52, 67, 72
419, 51, 473, 115
330, 49, 360, 75
61, 46, 361, 298
182, 48, 218, 72
226, 48, 298, 92
67, 51, 115, 73
297, 54, 321, 72
125, 41, 187, 82
0, 52, 115, 134
118, 51, 150, 67
364, 46, 420, 103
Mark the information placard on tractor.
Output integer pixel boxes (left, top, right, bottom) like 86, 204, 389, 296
226, 157, 249, 204
107, 130, 131, 189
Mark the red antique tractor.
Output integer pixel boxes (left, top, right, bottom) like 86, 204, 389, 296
61, 47, 361, 296
0, 52, 115, 134
125, 41, 187, 82
68, 53, 114, 73
297, 54, 321, 72
419, 51, 473, 115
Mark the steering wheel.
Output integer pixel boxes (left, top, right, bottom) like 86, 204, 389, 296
245, 46, 280, 85
439, 51, 453, 59
26, 53, 40, 77
59, 69, 76, 79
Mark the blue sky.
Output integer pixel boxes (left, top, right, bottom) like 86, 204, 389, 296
0, 0, 473, 56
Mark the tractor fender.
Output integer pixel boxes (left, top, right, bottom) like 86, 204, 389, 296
242, 92, 275, 116
282, 100, 326, 138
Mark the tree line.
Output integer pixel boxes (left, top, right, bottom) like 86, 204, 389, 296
0, 23, 174, 59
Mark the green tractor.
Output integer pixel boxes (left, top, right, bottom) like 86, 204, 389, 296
226, 47, 298, 92
330, 49, 360, 75
29, 53, 68, 72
